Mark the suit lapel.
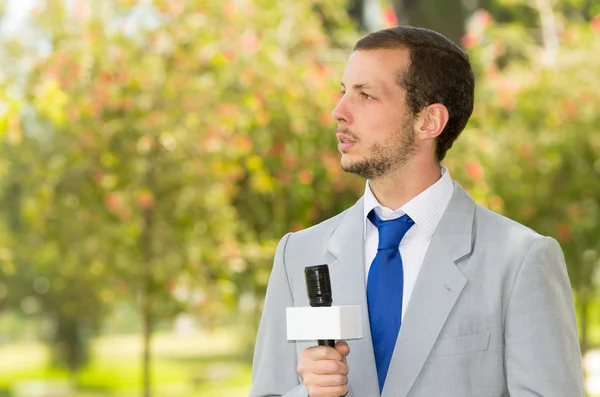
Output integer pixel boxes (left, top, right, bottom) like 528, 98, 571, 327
382, 183, 475, 397
326, 197, 380, 397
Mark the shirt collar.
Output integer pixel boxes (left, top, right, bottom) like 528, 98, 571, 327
363, 166, 454, 240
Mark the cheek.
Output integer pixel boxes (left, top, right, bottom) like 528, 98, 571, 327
359, 107, 387, 128
363, 116, 401, 140
354, 104, 409, 138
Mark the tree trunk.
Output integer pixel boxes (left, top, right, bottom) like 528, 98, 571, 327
141, 286, 153, 397
347, 0, 366, 30
579, 295, 588, 357
140, 157, 156, 397
534, 0, 559, 67
53, 314, 87, 375
393, 0, 467, 46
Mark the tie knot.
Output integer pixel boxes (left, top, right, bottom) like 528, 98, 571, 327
368, 209, 414, 250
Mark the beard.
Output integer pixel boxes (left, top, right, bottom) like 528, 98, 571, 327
341, 118, 417, 180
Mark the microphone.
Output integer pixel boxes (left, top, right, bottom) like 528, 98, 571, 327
305, 264, 335, 348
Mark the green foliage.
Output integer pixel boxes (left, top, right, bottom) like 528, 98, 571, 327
0, 0, 361, 378
448, 11, 600, 350
1, 0, 600, 393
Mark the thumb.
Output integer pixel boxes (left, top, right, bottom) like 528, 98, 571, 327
335, 340, 350, 357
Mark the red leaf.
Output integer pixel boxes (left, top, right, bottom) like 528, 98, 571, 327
383, 7, 398, 27
556, 223, 572, 242
592, 15, 600, 36
242, 34, 261, 53
136, 191, 155, 210
298, 169, 314, 185
561, 100, 577, 119
466, 160, 484, 181
461, 33, 478, 49
104, 193, 120, 211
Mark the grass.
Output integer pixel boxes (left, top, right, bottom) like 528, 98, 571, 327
2, 329, 599, 396
0, 330, 252, 397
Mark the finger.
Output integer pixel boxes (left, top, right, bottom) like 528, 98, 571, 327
338, 360, 349, 375
315, 373, 348, 387
335, 340, 350, 356
303, 345, 343, 361
306, 384, 349, 397
311, 359, 347, 375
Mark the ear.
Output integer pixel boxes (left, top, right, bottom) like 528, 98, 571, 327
414, 104, 449, 141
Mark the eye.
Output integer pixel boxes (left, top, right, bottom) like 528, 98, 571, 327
360, 92, 374, 100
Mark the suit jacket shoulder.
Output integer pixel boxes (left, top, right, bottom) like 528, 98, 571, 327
471, 202, 554, 269
283, 200, 358, 261
288, 204, 353, 247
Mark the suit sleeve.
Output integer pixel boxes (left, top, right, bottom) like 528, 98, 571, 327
249, 233, 309, 397
505, 236, 584, 396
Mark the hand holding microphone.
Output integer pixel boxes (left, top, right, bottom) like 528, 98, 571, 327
297, 340, 350, 397
296, 265, 350, 397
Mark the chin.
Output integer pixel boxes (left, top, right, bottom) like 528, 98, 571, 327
340, 152, 361, 163
340, 156, 365, 174
340, 155, 357, 169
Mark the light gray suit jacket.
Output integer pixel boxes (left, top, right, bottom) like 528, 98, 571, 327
250, 182, 584, 397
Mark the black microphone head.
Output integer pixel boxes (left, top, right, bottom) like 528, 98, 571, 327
305, 264, 332, 307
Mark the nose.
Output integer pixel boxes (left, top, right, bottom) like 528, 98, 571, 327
331, 96, 351, 125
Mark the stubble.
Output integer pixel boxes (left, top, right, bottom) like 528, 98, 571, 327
341, 119, 417, 180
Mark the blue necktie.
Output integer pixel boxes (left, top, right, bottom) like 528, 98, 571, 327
367, 209, 414, 393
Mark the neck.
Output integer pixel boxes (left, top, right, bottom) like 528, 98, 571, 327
368, 158, 441, 210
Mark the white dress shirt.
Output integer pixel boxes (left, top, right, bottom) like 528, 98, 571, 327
363, 166, 454, 320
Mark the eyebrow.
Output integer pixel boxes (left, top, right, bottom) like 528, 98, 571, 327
341, 82, 379, 91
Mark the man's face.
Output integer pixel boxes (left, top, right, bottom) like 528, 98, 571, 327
332, 49, 417, 180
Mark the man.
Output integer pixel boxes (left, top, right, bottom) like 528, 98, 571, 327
249, 26, 584, 397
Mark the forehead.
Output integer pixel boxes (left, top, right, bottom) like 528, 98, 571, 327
341, 48, 410, 90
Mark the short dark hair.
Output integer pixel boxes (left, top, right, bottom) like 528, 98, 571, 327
354, 27, 475, 161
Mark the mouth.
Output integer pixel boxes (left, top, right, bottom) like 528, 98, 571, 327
336, 133, 357, 152
336, 133, 357, 144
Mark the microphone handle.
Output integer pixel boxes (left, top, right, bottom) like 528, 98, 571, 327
318, 339, 335, 348
318, 339, 340, 397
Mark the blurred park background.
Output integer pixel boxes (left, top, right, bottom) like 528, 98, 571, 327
0, 0, 599, 396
